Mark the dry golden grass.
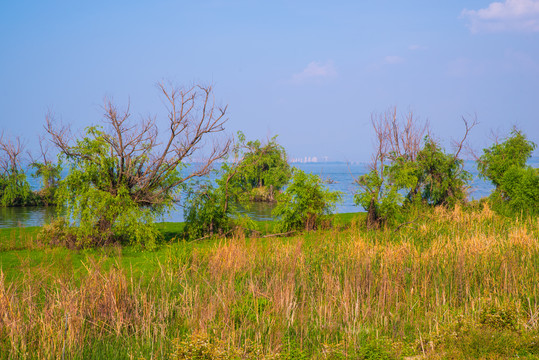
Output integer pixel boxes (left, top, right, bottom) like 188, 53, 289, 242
1, 208, 538, 358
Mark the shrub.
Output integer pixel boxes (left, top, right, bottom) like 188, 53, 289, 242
478, 129, 535, 188
478, 129, 538, 215
355, 109, 474, 228
0, 171, 34, 207
182, 182, 231, 240
273, 169, 342, 232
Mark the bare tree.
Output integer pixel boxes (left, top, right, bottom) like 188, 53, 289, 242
43, 83, 231, 245
0, 132, 26, 175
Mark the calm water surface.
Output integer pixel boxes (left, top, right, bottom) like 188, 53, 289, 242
0, 161, 496, 228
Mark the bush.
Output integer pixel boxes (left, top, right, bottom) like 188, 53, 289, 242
182, 182, 231, 240
273, 169, 342, 232
0, 171, 34, 207
355, 109, 474, 228
478, 129, 535, 188
478, 129, 538, 215
355, 137, 471, 227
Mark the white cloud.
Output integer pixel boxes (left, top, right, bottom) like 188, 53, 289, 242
462, 0, 539, 33
384, 55, 405, 64
291, 61, 337, 83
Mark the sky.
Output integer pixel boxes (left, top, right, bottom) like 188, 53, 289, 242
1, 0, 538, 162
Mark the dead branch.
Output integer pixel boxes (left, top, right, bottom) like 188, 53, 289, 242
452, 114, 479, 160
261, 230, 296, 238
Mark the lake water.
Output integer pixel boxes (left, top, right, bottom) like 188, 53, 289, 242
0, 161, 495, 228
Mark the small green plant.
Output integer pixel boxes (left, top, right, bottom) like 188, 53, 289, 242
357, 338, 396, 360
273, 169, 342, 232
479, 303, 519, 331
171, 332, 268, 360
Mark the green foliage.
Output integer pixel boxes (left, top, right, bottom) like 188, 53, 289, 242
30, 160, 62, 205
478, 129, 536, 188
412, 138, 470, 206
0, 170, 34, 207
273, 169, 342, 232
355, 137, 470, 226
182, 133, 292, 240
478, 129, 538, 215
182, 181, 231, 240
171, 332, 266, 360
53, 126, 163, 249
38, 217, 77, 248
222, 132, 291, 203
354, 169, 403, 225
357, 338, 396, 360
499, 166, 539, 214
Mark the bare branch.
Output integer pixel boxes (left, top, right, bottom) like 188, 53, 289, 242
0, 132, 26, 174
452, 114, 479, 160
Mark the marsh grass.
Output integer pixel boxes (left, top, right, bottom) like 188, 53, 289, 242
1, 208, 539, 358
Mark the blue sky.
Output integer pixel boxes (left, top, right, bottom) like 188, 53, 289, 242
1, 0, 538, 162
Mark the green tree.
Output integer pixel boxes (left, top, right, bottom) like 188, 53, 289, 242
221, 132, 291, 203
0, 134, 34, 207
355, 108, 474, 227
273, 169, 342, 232
394, 137, 471, 207
478, 129, 536, 188
30, 137, 62, 206
478, 129, 538, 215
44, 83, 230, 248
182, 133, 291, 240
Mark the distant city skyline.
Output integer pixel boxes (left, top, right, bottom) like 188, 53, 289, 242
1, 0, 538, 162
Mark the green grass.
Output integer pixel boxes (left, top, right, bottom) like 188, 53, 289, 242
1, 208, 539, 359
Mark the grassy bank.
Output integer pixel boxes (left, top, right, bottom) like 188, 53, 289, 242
1, 207, 539, 359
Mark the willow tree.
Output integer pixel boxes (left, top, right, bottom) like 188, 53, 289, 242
0, 133, 34, 207
45, 83, 230, 248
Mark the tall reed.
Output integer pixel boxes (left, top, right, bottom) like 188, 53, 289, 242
1, 205, 538, 358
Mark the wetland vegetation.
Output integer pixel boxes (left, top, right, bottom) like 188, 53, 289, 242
1, 85, 538, 358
